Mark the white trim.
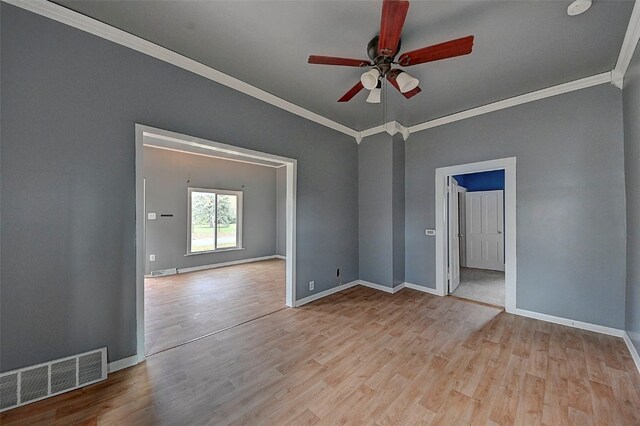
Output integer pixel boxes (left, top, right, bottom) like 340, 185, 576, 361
358, 280, 405, 294
403, 282, 441, 296
144, 145, 282, 168
184, 247, 245, 257
135, 127, 146, 364
107, 355, 138, 374
623, 332, 640, 375
4, 0, 357, 139
135, 124, 297, 362
273, 255, 286, 260
177, 255, 281, 274
358, 73, 612, 141
295, 280, 359, 307
360, 124, 386, 140
512, 308, 625, 338
7, 0, 628, 141
357, 121, 411, 142
613, 0, 640, 88
435, 157, 517, 313
409, 73, 611, 134
6, 0, 636, 139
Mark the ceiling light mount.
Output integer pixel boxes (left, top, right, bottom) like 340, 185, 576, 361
567, 0, 592, 16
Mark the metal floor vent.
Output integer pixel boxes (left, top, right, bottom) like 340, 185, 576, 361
150, 268, 177, 277
0, 348, 107, 412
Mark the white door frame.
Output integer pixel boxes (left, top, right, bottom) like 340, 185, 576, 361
435, 157, 516, 312
135, 124, 297, 363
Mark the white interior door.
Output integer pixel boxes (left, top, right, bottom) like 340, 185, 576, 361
465, 190, 504, 271
448, 178, 461, 293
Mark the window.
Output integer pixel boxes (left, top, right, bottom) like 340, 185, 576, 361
187, 188, 243, 254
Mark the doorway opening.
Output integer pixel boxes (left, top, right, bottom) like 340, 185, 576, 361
135, 125, 297, 362
435, 158, 516, 312
449, 171, 505, 306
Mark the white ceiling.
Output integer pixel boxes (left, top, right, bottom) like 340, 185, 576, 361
55, 0, 634, 131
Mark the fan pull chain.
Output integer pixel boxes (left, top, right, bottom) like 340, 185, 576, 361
382, 78, 388, 128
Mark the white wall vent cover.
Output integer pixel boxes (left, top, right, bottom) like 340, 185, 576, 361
0, 347, 107, 412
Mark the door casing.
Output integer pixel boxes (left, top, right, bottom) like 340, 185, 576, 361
435, 157, 516, 312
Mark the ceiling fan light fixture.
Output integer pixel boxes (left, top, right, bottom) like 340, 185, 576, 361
361, 68, 381, 90
366, 87, 382, 104
395, 71, 419, 93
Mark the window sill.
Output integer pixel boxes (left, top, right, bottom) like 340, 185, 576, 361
185, 247, 245, 256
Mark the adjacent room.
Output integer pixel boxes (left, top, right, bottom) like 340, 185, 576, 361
449, 170, 506, 307
2, 0, 640, 424
142, 137, 288, 355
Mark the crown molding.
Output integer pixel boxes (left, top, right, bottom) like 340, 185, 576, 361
355, 121, 411, 144
3, 0, 359, 140
359, 0, 639, 141
613, 0, 640, 89
358, 72, 612, 142
6, 0, 636, 143
408, 72, 612, 134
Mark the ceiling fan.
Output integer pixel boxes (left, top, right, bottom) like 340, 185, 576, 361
308, 0, 474, 103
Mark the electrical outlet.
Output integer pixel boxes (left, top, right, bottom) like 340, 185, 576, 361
309, 281, 315, 291
149, 254, 156, 261
148, 212, 156, 220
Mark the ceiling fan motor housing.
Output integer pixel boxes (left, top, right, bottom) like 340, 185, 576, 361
367, 35, 400, 76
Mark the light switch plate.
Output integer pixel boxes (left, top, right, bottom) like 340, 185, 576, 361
425, 229, 436, 236
148, 213, 156, 220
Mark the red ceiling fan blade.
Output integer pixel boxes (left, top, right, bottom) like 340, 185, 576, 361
397, 35, 474, 66
308, 55, 371, 67
338, 81, 365, 102
387, 70, 421, 99
378, 0, 409, 57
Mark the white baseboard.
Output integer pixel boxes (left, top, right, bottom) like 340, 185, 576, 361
393, 282, 406, 292
295, 280, 359, 307
358, 280, 405, 293
510, 308, 625, 337
403, 282, 442, 296
107, 355, 139, 373
273, 255, 286, 260
623, 332, 640, 375
178, 255, 280, 274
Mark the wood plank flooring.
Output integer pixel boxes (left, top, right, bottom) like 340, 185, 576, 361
145, 258, 285, 355
2, 286, 639, 425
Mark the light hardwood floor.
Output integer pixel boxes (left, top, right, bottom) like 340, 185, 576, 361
145, 258, 286, 355
2, 286, 639, 425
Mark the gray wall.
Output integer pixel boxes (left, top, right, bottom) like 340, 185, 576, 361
1, 4, 358, 371
405, 83, 626, 329
392, 134, 405, 286
143, 147, 278, 273
276, 166, 286, 257
359, 134, 393, 286
623, 43, 640, 352
358, 133, 405, 288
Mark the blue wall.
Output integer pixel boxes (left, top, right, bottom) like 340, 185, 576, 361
454, 170, 504, 192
